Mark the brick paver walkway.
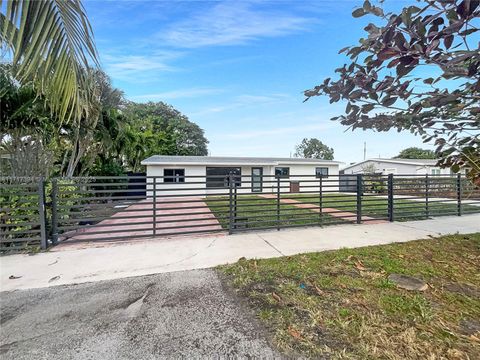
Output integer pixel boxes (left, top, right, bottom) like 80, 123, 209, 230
259, 194, 388, 224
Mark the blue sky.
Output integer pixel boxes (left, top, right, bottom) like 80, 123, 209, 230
84, 0, 433, 165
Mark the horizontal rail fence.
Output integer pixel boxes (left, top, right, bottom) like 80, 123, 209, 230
1, 174, 479, 250
52, 175, 228, 244
0, 177, 47, 251
390, 174, 480, 220
461, 176, 480, 214
220, 174, 391, 234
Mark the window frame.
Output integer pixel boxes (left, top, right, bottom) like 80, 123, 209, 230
206, 167, 242, 188
315, 167, 329, 178
251, 167, 263, 193
163, 168, 185, 183
383, 168, 397, 175
275, 167, 290, 178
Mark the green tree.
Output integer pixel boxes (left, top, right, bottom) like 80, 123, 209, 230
395, 147, 436, 159
1, 65, 126, 177
1, 0, 99, 122
123, 101, 209, 160
58, 69, 126, 176
0, 64, 56, 176
304, 0, 480, 181
122, 128, 158, 172
0, 64, 50, 132
294, 138, 334, 160
1, 66, 210, 176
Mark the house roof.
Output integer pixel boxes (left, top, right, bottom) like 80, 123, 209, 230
342, 158, 439, 171
141, 155, 341, 166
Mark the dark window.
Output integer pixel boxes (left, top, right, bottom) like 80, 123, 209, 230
206, 167, 241, 188
251, 167, 263, 192
275, 167, 290, 178
164, 169, 185, 183
315, 167, 329, 178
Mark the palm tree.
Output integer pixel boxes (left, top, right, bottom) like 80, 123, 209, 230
0, 0, 99, 121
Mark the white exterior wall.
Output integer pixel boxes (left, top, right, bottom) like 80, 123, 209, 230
146, 165, 206, 197
424, 166, 457, 175
281, 164, 339, 193
146, 163, 339, 196
342, 160, 461, 177
343, 160, 430, 175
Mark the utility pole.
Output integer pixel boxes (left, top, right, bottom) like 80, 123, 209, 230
363, 142, 366, 160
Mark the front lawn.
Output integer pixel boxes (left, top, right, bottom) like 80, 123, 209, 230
220, 233, 480, 359
205, 195, 347, 230
281, 193, 479, 221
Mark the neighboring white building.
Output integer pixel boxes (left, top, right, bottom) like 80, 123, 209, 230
141, 155, 341, 195
341, 158, 453, 175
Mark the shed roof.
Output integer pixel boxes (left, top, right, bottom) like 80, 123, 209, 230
342, 158, 439, 171
141, 155, 341, 166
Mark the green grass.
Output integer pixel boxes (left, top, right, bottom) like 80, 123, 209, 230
219, 233, 480, 359
205, 195, 347, 230
281, 193, 479, 221
206, 193, 480, 230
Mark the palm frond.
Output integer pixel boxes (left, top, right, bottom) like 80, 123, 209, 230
0, 0, 99, 121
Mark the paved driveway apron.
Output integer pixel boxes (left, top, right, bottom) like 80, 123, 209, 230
63, 197, 223, 243
0, 269, 279, 359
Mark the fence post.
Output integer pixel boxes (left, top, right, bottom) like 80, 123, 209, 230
233, 176, 238, 228
387, 174, 394, 222
51, 178, 59, 245
457, 173, 462, 216
228, 173, 234, 234
425, 174, 429, 218
152, 177, 157, 237
356, 174, 362, 224
319, 176, 323, 226
38, 178, 48, 250
276, 176, 281, 231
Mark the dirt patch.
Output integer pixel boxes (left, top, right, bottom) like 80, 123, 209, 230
444, 282, 479, 298
459, 319, 480, 335
219, 269, 351, 358
388, 274, 428, 291
215, 271, 288, 358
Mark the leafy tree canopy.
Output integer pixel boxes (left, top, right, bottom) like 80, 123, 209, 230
1, 65, 209, 176
394, 146, 436, 159
0, 0, 99, 121
304, 0, 480, 181
123, 101, 209, 157
294, 138, 334, 160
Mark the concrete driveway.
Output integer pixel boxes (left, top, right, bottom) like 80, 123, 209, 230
63, 197, 223, 243
0, 269, 279, 359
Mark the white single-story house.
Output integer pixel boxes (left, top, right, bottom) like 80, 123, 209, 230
141, 155, 341, 195
341, 158, 455, 175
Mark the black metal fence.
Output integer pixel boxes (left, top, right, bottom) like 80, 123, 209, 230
1, 174, 479, 251
0, 177, 47, 251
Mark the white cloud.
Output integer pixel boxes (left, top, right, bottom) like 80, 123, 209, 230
189, 93, 292, 116
158, 1, 314, 48
101, 50, 183, 81
129, 88, 224, 101
234, 94, 291, 104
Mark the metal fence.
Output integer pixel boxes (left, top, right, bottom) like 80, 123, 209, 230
1, 174, 479, 251
0, 177, 47, 251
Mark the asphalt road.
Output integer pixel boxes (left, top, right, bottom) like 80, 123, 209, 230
0, 269, 279, 359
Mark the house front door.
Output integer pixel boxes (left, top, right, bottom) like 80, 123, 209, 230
251, 167, 263, 192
